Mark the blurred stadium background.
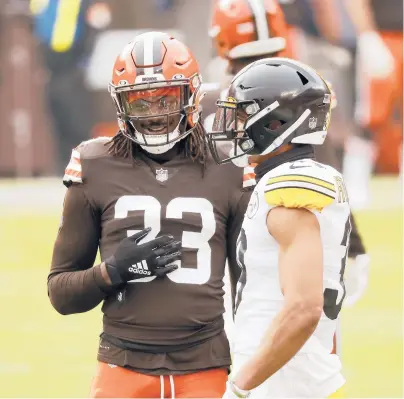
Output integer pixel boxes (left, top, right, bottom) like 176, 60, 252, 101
0, 0, 402, 397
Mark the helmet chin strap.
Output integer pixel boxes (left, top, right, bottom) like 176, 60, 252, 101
140, 141, 177, 155
132, 115, 186, 155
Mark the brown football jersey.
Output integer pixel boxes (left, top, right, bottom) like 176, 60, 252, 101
48, 137, 250, 374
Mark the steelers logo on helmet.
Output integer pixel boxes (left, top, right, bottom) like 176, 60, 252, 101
224, 96, 237, 108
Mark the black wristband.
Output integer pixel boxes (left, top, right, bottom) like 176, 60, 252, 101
105, 262, 125, 286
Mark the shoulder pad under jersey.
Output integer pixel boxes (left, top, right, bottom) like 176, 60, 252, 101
63, 137, 112, 186
262, 159, 342, 211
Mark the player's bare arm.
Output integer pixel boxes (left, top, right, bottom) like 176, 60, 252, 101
231, 206, 323, 392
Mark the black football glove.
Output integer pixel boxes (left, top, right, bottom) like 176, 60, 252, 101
104, 227, 181, 285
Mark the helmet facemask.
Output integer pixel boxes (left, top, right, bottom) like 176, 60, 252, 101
110, 78, 201, 154
207, 98, 259, 166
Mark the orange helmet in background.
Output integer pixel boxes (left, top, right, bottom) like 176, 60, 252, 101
109, 31, 203, 154
210, 0, 288, 60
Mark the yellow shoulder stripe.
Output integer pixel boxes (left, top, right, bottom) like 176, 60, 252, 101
264, 187, 335, 211
328, 387, 345, 398
266, 174, 335, 192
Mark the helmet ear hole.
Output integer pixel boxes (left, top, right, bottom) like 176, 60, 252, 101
266, 120, 285, 131
296, 71, 309, 85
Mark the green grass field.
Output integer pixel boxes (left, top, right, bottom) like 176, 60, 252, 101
0, 178, 402, 398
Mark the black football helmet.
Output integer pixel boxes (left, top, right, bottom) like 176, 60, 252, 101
206, 57, 332, 166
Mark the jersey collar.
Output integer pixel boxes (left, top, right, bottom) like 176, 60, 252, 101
254, 144, 315, 181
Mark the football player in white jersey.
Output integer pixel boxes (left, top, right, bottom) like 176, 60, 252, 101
206, 57, 350, 398
206, 0, 370, 315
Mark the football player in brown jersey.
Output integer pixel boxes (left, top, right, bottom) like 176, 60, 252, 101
344, 0, 402, 174
48, 31, 249, 398
207, 0, 370, 315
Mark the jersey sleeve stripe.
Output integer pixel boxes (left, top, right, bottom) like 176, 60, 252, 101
266, 174, 335, 192
243, 173, 257, 188
243, 172, 256, 182
264, 187, 335, 210
243, 178, 257, 188
64, 167, 81, 177
265, 185, 335, 200
242, 164, 257, 188
243, 163, 257, 174
66, 162, 81, 172
265, 180, 336, 198
63, 149, 83, 183
63, 174, 82, 183
72, 149, 81, 159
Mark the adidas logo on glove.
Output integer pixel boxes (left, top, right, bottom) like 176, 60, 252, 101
129, 262, 152, 276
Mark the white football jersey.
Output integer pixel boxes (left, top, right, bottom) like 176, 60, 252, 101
232, 158, 350, 398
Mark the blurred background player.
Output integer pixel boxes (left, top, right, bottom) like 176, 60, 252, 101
344, 0, 403, 177
206, 0, 370, 316
279, 0, 360, 178
48, 31, 250, 398
280, 0, 403, 206
30, 0, 109, 174
278, 0, 371, 309
206, 57, 349, 398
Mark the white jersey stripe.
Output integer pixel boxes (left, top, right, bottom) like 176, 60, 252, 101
264, 180, 336, 198
143, 35, 155, 76
66, 163, 81, 172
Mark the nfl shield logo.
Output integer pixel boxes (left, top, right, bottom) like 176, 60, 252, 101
308, 117, 317, 130
156, 168, 168, 182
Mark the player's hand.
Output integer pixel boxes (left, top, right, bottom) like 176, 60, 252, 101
344, 254, 371, 307
104, 227, 181, 285
358, 31, 395, 79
